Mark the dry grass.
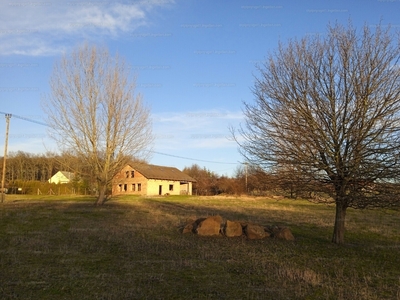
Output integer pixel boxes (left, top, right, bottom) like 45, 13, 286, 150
0, 194, 399, 299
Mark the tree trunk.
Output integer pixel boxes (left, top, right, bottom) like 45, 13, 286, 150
332, 202, 347, 244
95, 184, 107, 205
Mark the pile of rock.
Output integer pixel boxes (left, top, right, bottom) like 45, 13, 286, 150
182, 215, 295, 241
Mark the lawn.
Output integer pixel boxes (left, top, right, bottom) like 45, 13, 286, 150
0, 194, 399, 299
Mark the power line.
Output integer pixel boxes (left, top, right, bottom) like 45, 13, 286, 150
0, 111, 240, 165
0, 111, 49, 127
149, 150, 238, 165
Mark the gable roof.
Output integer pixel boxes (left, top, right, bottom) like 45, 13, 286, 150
48, 171, 75, 184
129, 163, 196, 182
58, 171, 75, 180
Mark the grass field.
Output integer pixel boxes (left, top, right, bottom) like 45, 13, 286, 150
0, 194, 399, 299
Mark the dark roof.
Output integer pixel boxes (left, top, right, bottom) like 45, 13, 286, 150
128, 163, 196, 182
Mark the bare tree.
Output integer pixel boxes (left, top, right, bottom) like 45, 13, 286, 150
43, 44, 153, 205
235, 23, 400, 244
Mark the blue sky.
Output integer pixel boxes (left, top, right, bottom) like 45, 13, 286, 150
0, 0, 399, 176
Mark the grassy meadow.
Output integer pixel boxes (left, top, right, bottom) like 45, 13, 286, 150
0, 194, 399, 299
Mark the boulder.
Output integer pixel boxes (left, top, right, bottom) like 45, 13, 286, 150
274, 227, 295, 241
224, 220, 243, 237
196, 215, 223, 236
181, 215, 294, 242
185, 216, 199, 224
182, 223, 194, 234
181, 217, 198, 234
209, 215, 224, 224
245, 223, 269, 240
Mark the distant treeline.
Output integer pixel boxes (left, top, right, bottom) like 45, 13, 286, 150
0, 151, 97, 194
1, 151, 317, 197
0, 151, 92, 182
182, 164, 318, 198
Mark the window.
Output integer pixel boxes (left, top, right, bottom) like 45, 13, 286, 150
131, 171, 135, 178
132, 184, 135, 191
124, 184, 127, 191
169, 184, 174, 191
138, 183, 141, 191
125, 171, 129, 178
118, 184, 122, 192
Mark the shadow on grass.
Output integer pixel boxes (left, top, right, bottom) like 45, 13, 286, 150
0, 196, 399, 299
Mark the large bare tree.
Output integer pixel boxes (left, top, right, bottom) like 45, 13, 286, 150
235, 23, 400, 244
43, 44, 153, 205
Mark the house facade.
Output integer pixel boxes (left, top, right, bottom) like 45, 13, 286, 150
112, 164, 196, 196
48, 171, 75, 184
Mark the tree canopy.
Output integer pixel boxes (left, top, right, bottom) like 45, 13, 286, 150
236, 23, 400, 244
43, 44, 153, 205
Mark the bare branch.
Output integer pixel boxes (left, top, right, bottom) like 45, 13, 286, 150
43, 43, 153, 205
236, 23, 400, 244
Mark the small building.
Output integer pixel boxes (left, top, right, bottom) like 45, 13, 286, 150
112, 163, 196, 196
48, 171, 75, 184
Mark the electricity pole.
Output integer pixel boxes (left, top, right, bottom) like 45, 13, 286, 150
1, 114, 11, 203
244, 162, 248, 193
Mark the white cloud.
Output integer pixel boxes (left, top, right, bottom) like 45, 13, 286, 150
0, 0, 174, 56
152, 109, 244, 151
149, 110, 244, 174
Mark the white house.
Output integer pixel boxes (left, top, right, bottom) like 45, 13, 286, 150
48, 171, 75, 184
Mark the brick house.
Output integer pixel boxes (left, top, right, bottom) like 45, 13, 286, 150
112, 163, 196, 196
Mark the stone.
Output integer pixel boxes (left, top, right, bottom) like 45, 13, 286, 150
274, 227, 295, 241
196, 215, 223, 236
186, 217, 198, 225
209, 215, 223, 224
181, 217, 198, 234
224, 220, 243, 237
182, 223, 194, 234
181, 215, 294, 242
245, 223, 268, 240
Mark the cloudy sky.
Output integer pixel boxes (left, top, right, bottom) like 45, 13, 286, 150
0, 0, 399, 176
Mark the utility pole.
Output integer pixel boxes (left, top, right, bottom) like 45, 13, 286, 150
1, 114, 11, 203
245, 162, 248, 194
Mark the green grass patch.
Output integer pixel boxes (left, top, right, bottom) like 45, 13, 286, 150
0, 195, 399, 299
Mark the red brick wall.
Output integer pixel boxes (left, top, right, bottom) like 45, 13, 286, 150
112, 165, 148, 195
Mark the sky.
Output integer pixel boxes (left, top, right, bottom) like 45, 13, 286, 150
0, 0, 399, 177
